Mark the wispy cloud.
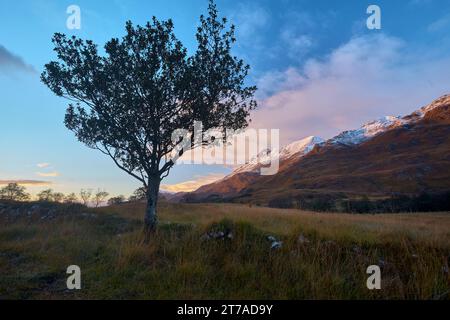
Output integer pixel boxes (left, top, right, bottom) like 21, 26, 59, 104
0, 180, 51, 186
0, 45, 36, 74
35, 163, 60, 177
229, 3, 270, 41
36, 171, 60, 177
279, 11, 318, 59
428, 13, 450, 32
161, 173, 225, 193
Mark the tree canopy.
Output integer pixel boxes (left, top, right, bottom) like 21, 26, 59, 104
0, 183, 30, 202
41, 1, 257, 231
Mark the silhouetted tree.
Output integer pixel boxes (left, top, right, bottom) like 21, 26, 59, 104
52, 192, 65, 203
41, 1, 256, 232
64, 193, 79, 204
108, 195, 126, 206
94, 189, 109, 207
80, 189, 92, 206
0, 183, 30, 202
128, 187, 147, 202
37, 189, 54, 202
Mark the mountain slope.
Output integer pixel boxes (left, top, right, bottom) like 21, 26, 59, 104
185, 95, 450, 204
237, 94, 450, 204
187, 136, 324, 201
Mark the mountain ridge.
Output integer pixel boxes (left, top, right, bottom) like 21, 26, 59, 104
181, 94, 450, 205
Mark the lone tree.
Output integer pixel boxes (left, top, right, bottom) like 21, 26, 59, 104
41, 1, 257, 232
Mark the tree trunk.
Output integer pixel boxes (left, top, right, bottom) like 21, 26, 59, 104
144, 178, 160, 233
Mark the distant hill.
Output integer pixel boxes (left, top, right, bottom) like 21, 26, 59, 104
181, 95, 450, 210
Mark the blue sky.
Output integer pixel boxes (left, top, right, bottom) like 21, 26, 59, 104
1, 0, 450, 197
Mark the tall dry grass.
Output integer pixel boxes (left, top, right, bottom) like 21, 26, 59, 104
1, 202, 449, 299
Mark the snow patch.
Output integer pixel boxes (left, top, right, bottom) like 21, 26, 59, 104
329, 116, 405, 146
231, 136, 324, 175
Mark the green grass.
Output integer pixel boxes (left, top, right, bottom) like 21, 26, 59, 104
0, 202, 449, 299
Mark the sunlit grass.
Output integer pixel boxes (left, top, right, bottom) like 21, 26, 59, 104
0, 202, 449, 299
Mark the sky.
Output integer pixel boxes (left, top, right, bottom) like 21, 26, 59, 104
1, 0, 450, 197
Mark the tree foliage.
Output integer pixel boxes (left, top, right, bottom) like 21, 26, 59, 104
94, 189, 109, 207
0, 183, 30, 202
41, 1, 256, 230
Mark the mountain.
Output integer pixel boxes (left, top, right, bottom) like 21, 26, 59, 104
183, 94, 450, 206
329, 116, 405, 146
185, 136, 324, 201
232, 135, 324, 175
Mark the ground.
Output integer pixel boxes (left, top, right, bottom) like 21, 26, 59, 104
0, 201, 449, 299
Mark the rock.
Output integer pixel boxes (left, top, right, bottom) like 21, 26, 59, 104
201, 229, 232, 241
210, 231, 225, 239
271, 241, 283, 249
267, 235, 282, 249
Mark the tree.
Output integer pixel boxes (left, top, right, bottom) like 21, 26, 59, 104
37, 189, 66, 202
64, 193, 79, 204
94, 189, 109, 207
0, 183, 30, 202
41, 0, 257, 232
108, 195, 126, 206
80, 189, 92, 206
128, 187, 147, 202
37, 189, 54, 202
52, 192, 65, 203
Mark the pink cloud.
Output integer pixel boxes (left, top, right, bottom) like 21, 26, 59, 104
250, 34, 450, 145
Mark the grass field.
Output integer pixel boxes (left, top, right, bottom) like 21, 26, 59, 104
0, 201, 449, 299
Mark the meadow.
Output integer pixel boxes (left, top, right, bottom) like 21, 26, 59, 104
0, 201, 449, 299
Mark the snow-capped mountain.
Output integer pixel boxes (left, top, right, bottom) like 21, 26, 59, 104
184, 94, 450, 203
230, 96, 450, 176
279, 136, 325, 158
232, 135, 324, 175
329, 116, 405, 146
328, 94, 450, 146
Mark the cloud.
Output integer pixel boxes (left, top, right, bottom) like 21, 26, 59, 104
428, 14, 450, 32
0, 180, 51, 186
230, 3, 270, 41
281, 31, 314, 59
36, 171, 60, 177
35, 163, 60, 177
251, 34, 450, 145
161, 173, 225, 193
278, 11, 317, 59
256, 67, 306, 98
0, 45, 36, 74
